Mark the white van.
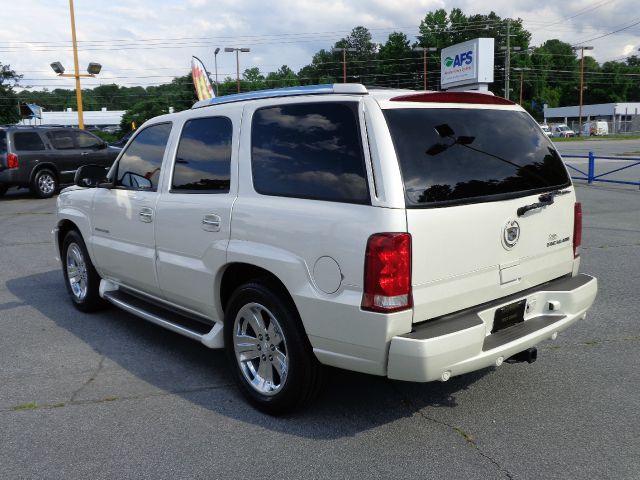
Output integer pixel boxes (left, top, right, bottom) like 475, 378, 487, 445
582, 121, 609, 136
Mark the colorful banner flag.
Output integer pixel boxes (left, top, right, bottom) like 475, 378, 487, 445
191, 56, 215, 101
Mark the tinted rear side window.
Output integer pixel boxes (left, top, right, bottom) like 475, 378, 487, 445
48, 130, 75, 150
14, 132, 46, 151
172, 116, 232, 192
383, 108, 570, 207
1, 131, 8, 152
116, 123, 172, 191
251, 102, 369, 204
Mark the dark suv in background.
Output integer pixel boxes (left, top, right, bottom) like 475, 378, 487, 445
0, 126, 120, 198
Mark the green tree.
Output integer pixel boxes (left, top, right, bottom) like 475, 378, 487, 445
265, 65, 300, 88
0, 63, 22, 124
376, 32, 416, 88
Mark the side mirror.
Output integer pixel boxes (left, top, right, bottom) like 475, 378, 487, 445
99, 141, 108, 149
74, 164, 108, 188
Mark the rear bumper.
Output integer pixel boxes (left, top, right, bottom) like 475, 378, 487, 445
387, 274, 597, 382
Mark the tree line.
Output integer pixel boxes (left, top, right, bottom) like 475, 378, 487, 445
2, 8, 640, 129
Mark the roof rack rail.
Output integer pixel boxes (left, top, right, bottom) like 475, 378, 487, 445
192, 83, 368, 109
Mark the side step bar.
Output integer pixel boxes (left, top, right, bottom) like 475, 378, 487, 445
101, 284, 224, 348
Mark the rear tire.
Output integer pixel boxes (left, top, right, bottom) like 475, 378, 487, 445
32, 169, 58, 198
62, 230, 108, 312
224, 281, 324, 415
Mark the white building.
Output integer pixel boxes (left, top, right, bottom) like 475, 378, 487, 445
543, 102, 640, 134
19, 107, 125, 128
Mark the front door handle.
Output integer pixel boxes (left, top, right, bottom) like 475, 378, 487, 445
202, 214, 221, 232
81, 152, 89, 156
139, 207, 154, 223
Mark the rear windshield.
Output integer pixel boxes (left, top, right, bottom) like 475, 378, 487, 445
383, 108, 570, 207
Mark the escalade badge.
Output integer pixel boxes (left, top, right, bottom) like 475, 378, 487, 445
502, 220, 520, 250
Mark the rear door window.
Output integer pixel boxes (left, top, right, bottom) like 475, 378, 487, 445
75, 130, 103, 149
13, 132, 46, 151
116, 123, 172, 191
172, 116, 232, 192
47, 130, 76, 150
383, 108, 570, 207
0, 130, 7, 152
251, 102, 369, 204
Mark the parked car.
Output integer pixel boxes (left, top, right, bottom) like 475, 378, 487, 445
582, 121, 609, 136
108, 129, 134, 149
53, 85, 598, 413
540, 124, 552, 136
550, 123, 576, 138
0, 126, 120, 198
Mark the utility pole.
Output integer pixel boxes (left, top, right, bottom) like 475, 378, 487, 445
573, 46, 594, 135
504, 19, 511, 100
225, 47, 250, 93
513, 67, 530, 106
214, 47, 220, 96
413, 47, 437, 90
332, 47, 357, 83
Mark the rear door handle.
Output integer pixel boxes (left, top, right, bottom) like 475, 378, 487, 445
139, 207, 154, 223
81, 152, 89, 156
202, 214, 221, 232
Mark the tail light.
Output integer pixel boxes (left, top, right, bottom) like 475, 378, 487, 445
573, 202, 582, 258
362, 233, 412, 313
7, 153, 18, 169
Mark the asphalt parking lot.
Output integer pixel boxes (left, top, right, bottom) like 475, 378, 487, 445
1, 179, 639, 479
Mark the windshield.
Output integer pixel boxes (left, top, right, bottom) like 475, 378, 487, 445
383, 108, 570, 207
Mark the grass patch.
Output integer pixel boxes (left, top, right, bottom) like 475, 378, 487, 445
553, 135, 640, 142
12, 402, 38, 411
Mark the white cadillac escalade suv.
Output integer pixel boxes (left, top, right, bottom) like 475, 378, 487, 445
53, 84, 598, 414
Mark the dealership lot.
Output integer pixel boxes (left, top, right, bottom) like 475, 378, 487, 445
1, 176, 638, 479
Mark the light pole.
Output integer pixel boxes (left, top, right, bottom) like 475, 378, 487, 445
214, 47, 220, 96
413, 47, 437, 90
572, 46, 594, 135
332, 47, 357, 83
225, 47, 250, 93
50, 0, 101, 130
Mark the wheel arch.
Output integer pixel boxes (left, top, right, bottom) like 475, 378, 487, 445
29, 162, 59, 184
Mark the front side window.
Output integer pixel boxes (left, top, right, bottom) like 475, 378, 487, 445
172, 116, 232, 192
251, 102, 369, 204
116, 123, 172, 191
47, 130, 75, 150
383, 108, 571, 207
75, 130, 102, 149
13, 132, 45, 151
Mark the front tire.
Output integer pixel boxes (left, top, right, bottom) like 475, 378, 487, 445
62, 230, 107, 312
32, 169, 58, 198
224, 282, 324, 414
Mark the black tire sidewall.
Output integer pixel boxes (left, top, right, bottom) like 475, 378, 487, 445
224, 282, 318, 414
32, 169, 57, 198
61, 230, 105, 312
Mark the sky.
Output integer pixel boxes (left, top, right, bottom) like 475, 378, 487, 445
1, 0, 639, 95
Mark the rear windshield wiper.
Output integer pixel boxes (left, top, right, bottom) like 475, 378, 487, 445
517, 189, 570, 217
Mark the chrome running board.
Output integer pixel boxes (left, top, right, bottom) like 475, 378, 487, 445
100, 282, 224, 348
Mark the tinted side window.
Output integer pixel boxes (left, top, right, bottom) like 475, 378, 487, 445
0, 131, 6, 152
75, 130, 102, 149
116, 123, 172, 191
13, 132, 45, 151
48, 130, 75, 150
172, 117, 232, 192
251, 102, 369, 204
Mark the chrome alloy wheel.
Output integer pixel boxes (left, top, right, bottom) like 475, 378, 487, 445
38, 173, 55, 195
233, 302, 289, 396
66, 243, 88, 301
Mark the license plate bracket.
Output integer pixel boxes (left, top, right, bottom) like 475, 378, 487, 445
492, 299, 526, 333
